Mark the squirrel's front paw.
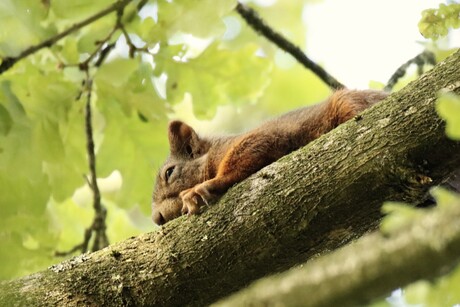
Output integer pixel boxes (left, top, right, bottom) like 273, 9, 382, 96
180, 184, 212, 216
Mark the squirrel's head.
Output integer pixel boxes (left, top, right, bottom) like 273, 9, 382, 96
152, 121, 210, 225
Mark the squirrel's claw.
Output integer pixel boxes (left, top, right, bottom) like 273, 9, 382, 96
180, 183, 212, 216
180, 189, 203, 216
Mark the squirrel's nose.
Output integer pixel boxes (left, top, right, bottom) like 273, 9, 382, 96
152, 210, 166, 225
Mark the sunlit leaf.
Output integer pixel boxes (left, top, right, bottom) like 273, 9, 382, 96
96, 60, 167, 120
0, 0, 51, 56
77, 16, 117, 54
96, 97, 168, 213
0, 104, 13, 136
379, 202, 422, 236
405, 264, 460, 306
51, 0, 114, 21
436, 92, 460, 140
162, 43, 272, 118
96, 58, 140, 87
59, 37, 80, 64
256, 63, 330, 115
430, 187, 460, 209
157, 0, 235, 38
419, 3, 460, 39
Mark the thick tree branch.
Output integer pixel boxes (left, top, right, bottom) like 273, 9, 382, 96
0, 0, 132, 75
1, 50, 460, 306
235, 2, 345, 90
216, 196, 460, 306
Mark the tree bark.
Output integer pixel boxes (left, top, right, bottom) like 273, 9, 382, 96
1, 49, 460, 307
215, 193, 460, 307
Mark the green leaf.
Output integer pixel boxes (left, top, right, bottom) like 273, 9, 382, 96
77, 16, 117, 54
0, 0, 51, 56
0, 104, 13, 136
136, 17, 165, 45
96, 58, 140, 87
379, 202, 421, 236
51, 0, 114, 21
162, 44, 272, 119
368, 80, 385, 91
60, 37, 80, 64
256, 63, 330, 115
405, 281, 431, 305
430, 187, 460, 209
157, 0, 235, 38
5, 64, 87, 201
433, 48, 457, 63
96, 97, 169, 213
96, 60, 167, 120
405, 264, 460, 306
419, 3, 460, 40
47, 198, 93, 252
436, 92, 460, 140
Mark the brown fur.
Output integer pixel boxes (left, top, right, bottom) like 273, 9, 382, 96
152, 89, 388, 225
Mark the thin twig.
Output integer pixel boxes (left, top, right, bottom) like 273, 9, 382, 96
80, 27, 119, 69
95, 42, 116, 67
84, 75, 101, 214
84, 71, 109, 252
384, 50, 436, 92
52, 0, 149, 258
55, 72, 110, 256
0, 0, 132, 74
235, 2, 345, 90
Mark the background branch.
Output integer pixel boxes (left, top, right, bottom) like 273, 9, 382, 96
0, 0, 132, 74
83, 73, 109, 252
56, 72, 109, 256
236, 2, 345, 90
384, 50, 436, 91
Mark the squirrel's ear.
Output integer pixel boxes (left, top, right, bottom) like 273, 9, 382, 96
168, 120, 201, 158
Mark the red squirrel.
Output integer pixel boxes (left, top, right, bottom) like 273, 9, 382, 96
152, 89, 388, 225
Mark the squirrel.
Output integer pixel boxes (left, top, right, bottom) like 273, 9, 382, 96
152, 89, 388, 225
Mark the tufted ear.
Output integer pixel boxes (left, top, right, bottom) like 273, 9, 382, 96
168, 121, 202, 158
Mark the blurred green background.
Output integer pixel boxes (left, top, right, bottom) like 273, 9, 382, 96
1, 1, 460, 305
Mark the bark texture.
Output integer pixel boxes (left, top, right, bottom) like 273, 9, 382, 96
1, 49, 460, 306
216, 196, 460, 307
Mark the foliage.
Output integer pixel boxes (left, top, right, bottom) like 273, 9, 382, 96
0, 0, 330, 280
402, 189, 460, 307
2, 0, 459, 305
377, 82, 460, 305
419, 2, 460, 39
436, 92, 460, 140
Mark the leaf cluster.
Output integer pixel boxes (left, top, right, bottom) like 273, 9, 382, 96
419, 3, 460, 39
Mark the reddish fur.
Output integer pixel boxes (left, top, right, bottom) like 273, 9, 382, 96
152, 89, 388, 225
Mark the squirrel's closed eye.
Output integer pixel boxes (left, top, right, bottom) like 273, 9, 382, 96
165, 166, 175, 182
185, 145, 193, 157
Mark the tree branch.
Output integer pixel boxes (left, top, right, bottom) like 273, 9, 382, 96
384, 50, 436, 91
235, 2, 345, 90
0, 0, 132, 75
216, 196, 460, 306
1, 45, 460, 307
55, 72, 109, 256
83, 73, 109, 252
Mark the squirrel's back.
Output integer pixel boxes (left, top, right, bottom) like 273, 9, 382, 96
152, 89, 388, 225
